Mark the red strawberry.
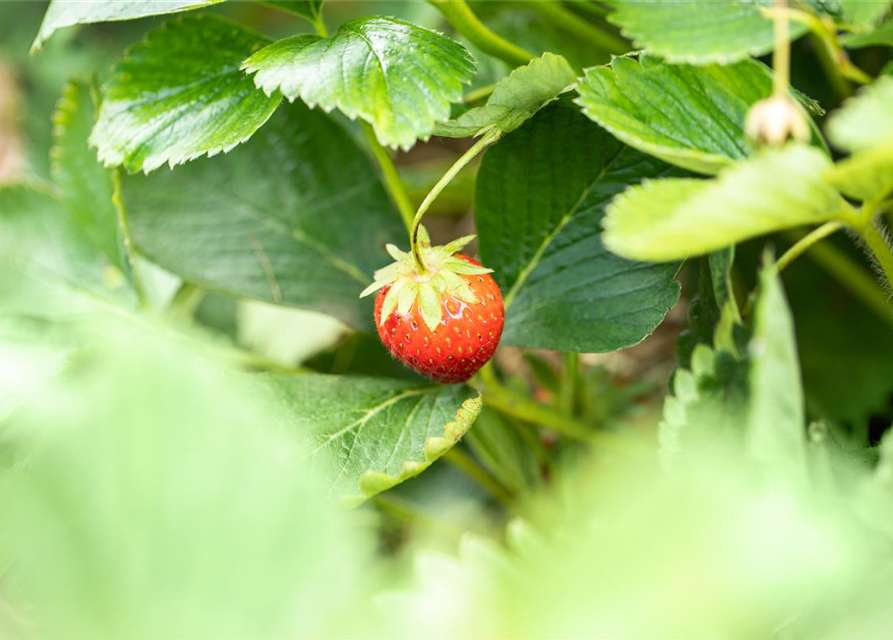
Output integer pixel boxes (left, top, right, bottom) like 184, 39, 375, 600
361, 235, 504, 384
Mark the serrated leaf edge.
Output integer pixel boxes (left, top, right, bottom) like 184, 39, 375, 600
341, 393, 483, 506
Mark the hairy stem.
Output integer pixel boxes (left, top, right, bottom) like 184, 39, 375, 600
443, 447, 514, 505
360, 121, 415, 232
111, 169, 149, 310
855, 215, 893, 295
429, 0, 534, 67
410, 129, 501, 273
524, 0, 627, 55
776, 220, 844, 273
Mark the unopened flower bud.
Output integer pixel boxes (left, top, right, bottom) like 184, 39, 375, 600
744, 95, 810, 146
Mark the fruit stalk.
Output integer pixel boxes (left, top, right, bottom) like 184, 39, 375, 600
410, 128, 501, 274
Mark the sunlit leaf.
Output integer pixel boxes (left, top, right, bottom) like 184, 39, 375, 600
242, 16, 475, 149
91, 15, 281, 173
603, 145, 840, 262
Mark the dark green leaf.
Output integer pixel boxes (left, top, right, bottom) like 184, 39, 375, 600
242, 16, 475, 149
605, 0, 806, 64
475, 99, 681, 353
258, 373, 482, 503
31, 0, 223, 51
435, 52, 576, 138
121, 103, 403, 331
92, 15, 281, 173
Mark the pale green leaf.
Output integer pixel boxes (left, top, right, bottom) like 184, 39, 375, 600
121, 103, 403, 332
603, 145, 841, 262
840, 0, 892, 28
841, 18, 893, 47
435, 52, 576, 138
825, 77, 893, 201
576, 55, 820, 175
242, 16, 475, 149
746, 261, 809, 488
475, 99, 681, 352
258, 374, 482, 503
259, 0, 324, 22
91, 15, 282, 173
31, 0, 223, 52
605, 0, 807, 64
51, 79, 123, 271
0, 325, 371, 638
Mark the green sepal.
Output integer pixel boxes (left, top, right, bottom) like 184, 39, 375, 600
360, 233, 495, 330
418, 283, 443, 331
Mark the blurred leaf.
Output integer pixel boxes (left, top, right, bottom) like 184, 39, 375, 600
259, 0, 324, 22
603, 145, 840, 262
242, 17, 475, 150
782, 238, 893, 428
435, 53, 576, 138
0, 183, 113, 299
841, 18, 893, 47
91, 15, 281, 174
840, 0, 892, 27
121, 103, 403, 332
51, 79, 124, 271
237, 300, 345, 367
746, 261, 809, 487
825, 77, 893, 201
464, 408, 540, 494
305, 332, 423, 380
577, 55, 795, 175
605, 0, 806, 64
0, 325, 373, 638
32, 0, 224, 51
258, 373, 482, 504
475, 99, 681, 352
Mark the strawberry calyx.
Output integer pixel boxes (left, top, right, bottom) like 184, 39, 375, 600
360, 228, 494, 332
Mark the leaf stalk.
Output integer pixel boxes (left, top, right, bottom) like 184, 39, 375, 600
428, 0, 534, 67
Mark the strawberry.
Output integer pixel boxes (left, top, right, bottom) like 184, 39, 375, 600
361, 233, 504, 383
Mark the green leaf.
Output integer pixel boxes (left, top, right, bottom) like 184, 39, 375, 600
746, 261, 809, 487
0, 325, 372, 638
841, 18, 893, 47
840, 0, 892, 28
605, 0, 807, 64
91, 15, 282, 173
31, 0, 224, 52
576, 55, 818, 175
603, 145, 841, 262
121, 103, 403, 332
259, 0, 324, 22
242, 16, 475, 150
258, 374, 482, 504
435, 52, 576, 138
825, 77, 893, 201
51, 79, 123, 271
475, 99, 681, 353
464, 408, 540, 494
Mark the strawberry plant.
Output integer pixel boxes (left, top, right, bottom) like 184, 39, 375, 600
5, 0, 893, 637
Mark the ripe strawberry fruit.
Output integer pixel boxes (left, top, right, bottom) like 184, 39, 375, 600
361, 234, 504, 383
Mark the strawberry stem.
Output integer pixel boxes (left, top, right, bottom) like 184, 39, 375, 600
410, 128, 502, 274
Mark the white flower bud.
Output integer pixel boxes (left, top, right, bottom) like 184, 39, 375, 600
744, 95, 810, 147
